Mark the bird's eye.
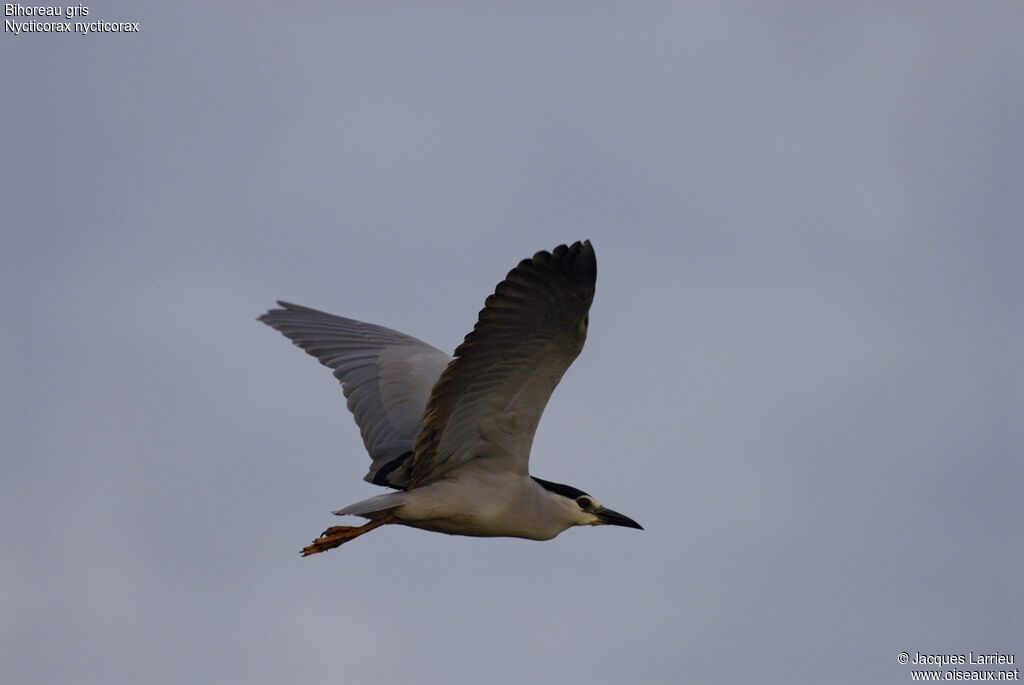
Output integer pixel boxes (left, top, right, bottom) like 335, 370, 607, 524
576, 497, 593, 510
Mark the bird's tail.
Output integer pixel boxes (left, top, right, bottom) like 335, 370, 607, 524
331, 491, 408, 518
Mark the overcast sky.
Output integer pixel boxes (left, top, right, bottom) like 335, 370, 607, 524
2, 3, 1021, 684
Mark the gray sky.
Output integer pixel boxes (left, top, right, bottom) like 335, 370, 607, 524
2, 3, 1021, 684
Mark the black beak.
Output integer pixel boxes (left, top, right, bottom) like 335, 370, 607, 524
596, 507, 643, 530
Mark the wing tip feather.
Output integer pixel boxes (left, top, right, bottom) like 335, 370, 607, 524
408, 240, 597, 487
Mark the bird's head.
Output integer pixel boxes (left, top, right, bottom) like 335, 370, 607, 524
532, 477, 643, 532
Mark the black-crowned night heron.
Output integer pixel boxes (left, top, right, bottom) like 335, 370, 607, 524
259, 240, 642, 556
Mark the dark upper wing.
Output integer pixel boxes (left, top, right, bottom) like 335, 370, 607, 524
408, 241, 596, 487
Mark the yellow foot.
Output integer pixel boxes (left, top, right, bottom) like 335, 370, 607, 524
299, 515, 395, 557
301, 527, 361, 556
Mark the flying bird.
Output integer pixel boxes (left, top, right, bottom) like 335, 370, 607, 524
259, 240, 642, 555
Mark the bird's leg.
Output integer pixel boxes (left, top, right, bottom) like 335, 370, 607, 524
300, 514, 396, 556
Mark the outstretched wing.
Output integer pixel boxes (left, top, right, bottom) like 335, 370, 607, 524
409, 240, 596, 487
258, 302, 451, 489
